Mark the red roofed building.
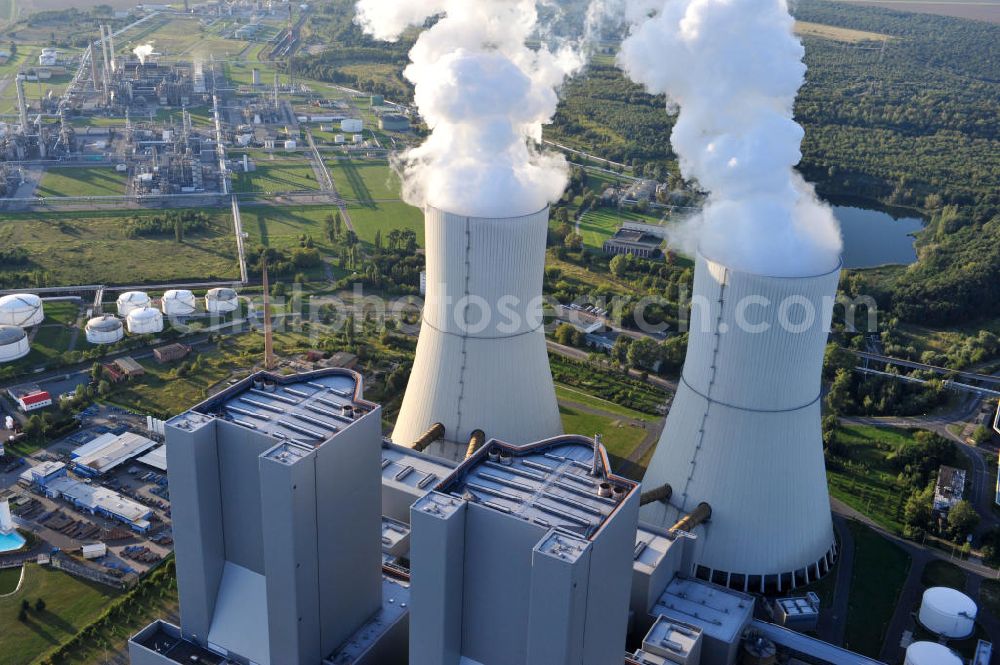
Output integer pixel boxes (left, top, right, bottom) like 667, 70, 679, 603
16, 391, 51, 412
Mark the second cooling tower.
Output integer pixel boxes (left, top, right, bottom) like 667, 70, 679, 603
642, 252, 840, 593
392, 206, 562, 458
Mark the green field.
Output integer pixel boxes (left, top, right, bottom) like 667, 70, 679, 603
573, 207, 667, 250
0, 209, 239, 285
0, 566, 20, 595
233, 160, 320, 194
0, 564, 119, 665
346, 202, 423, 247
327, 158, 402, 203
36, 167, 127, 198
843, 520, 911, 657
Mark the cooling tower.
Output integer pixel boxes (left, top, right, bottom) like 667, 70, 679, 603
392, 206, 562, 458
642, 251, 840, 593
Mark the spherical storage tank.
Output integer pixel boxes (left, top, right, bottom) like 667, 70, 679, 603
0, 293, 44, 327
904, 642, 961, 665
918, 587, 977, 638
85, 315, 124, 345
205, 288, 238, 314
0, 325, 29, 362
117, 291, 151, 317
161, 289, 197, 316
126, 307, 163, 335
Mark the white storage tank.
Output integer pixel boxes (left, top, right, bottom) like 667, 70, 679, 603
334, 134, 345, 144
161, 289, 197, 316
341, 118, 362, 133
0, 293, 44, 327
918, 587, 977, 638
126, 307, 164, 335
0, 325, 29, 362
85, 315, 124, 345
352, 134, 363, 144
205, 287, 239, 314
284, 139, 297, 150
117, 291, 151, 317
904, 641, 962, 665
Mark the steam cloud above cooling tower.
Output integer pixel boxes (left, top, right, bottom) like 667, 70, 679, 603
355, 0, 582, 218
617, 0, 842, 277
133, 43, 154, 64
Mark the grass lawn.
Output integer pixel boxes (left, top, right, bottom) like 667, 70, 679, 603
842, 520, 911, 658
981, 579, 1000, 620
557, 402, 649, 461
41, 301, 80, 326
826, 424, 961, 535
0, 564, 119, 665
36, 167, 127, 198
0, 209, 239, 285
0, 566, 20, 595
347, 202, 424, 247
920, 559, 967, 589
327, 158, 402, 203
233, 161, 320, 193
573, 207, 667, 250
556, 384, 659, 423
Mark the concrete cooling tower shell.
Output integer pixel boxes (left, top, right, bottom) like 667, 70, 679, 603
161, 289, 197, 316
0, 325, 29, 362
117, 291, 151, 317
85, 315, 124, 345
127, 307, 164, 335
641, 251, 841, 593
205, 288, 239, 314
392, 206, 562, 457
0, 293, 44, 327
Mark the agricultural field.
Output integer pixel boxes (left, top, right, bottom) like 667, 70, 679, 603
115, 15, 248, 59
0, 564, 120, 665
794, 19, 891, 42
0, 208, 239, 285
233, 157, 320, 193
36, 167, 127, 198
832, 0, 1000, 23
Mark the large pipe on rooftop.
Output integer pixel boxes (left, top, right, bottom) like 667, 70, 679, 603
670, 502, 712, 534
411, 422, 445, 452
640, 483, 673, 507
465, 429, 485, 460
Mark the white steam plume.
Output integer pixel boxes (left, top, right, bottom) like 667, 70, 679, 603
355, 0, 583, 218
618, 0, 842, 276
133, 43, 154, 65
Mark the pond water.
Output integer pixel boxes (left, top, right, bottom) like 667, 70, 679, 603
833, 205, 925, 269
0, 531, 25, 553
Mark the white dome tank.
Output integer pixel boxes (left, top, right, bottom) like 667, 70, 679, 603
117, 291, 151, 317
0, 293, 44, 327
126, 307, 164, 335
85, 315, 124, 345
161, 289, 197, 316
205, 287, 239, 314
918, 587, 977, 638
0, 325, 29, 362
904, 641, 962, 665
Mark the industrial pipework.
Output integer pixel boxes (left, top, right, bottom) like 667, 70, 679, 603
670, 502, 712, 534
640, 483, 673, 507
411, 422, 446, 452
465, 429, 485, 460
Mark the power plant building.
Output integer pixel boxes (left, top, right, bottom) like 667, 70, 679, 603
392, 207, 562, 458
640, 252, 841, 592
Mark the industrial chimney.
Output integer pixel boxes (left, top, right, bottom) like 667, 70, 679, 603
392, 206, 562, 459
641, 251, 840, 593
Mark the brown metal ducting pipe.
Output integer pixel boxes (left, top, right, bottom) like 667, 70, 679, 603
670, 502, 712, 533
465, 429, 486, 460
639, 483, 673, 507
411, 422, 445, 452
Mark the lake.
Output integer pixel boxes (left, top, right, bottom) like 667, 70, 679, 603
833, 205, 925, 269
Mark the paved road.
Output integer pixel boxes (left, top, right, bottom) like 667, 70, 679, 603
816, 514, 855, 646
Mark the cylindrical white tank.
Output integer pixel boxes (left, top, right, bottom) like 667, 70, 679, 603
0, 325, 29, 362
904, 641, 962, 665
918, 587, 977, 638
126, 307, 164, 334
205, 287, 239, 314
161, 289, 197, 316
0, 293, 44, 327
85, 315, 124, 345
341, 118, 362, 133
641, 251, 841, 592
392, 206, 562, 459
117, 291, 151, 317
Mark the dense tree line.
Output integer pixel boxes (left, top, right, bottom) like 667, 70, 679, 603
122, 210, 211, 239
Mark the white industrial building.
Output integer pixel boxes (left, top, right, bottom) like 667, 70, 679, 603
392, 207, 562, 458
85, 315, 124, 345
641, 251, 841, 593
341, 118, 363, 132
117, 291, 151, 317
205, 287, 239, 314
161, 289, 197, 316
127, 307, 164, 334
0, 293, 44, 326
44, 475, 152, 532
71, 431, 159, 476
0, 325, 30, 362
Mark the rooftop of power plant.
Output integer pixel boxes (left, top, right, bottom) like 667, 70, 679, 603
651, 577, 754, 644
168, 369, 374, 448
435, 436, 638, 539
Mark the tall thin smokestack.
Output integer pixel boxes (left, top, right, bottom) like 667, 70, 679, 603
100, 26, 111, 78
89, 43, 99, 93
15, 74, 28, 135
106, 26, 117, 73
261, 254, 276, 371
